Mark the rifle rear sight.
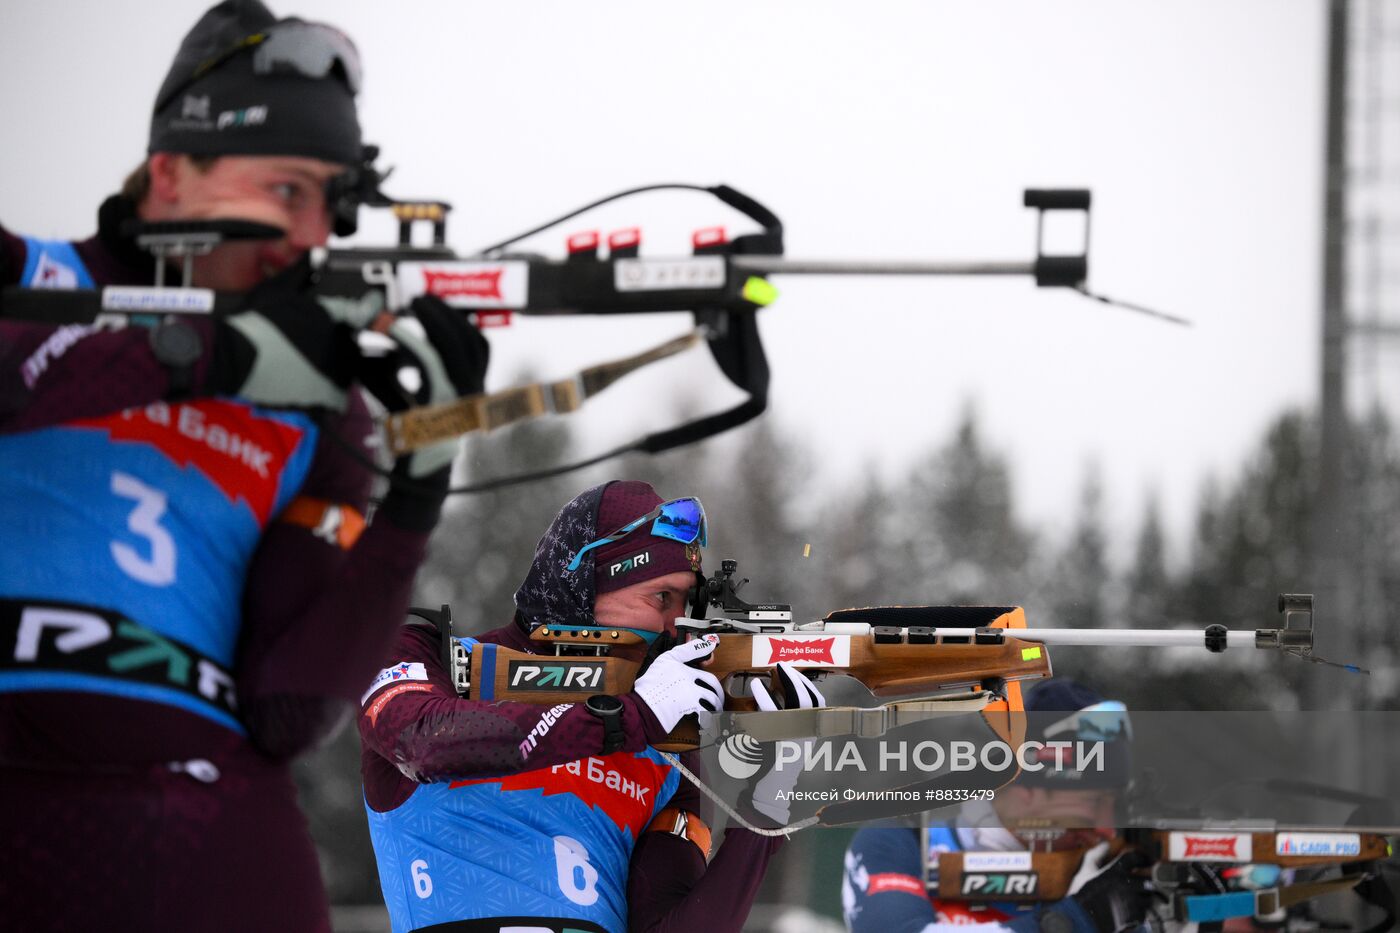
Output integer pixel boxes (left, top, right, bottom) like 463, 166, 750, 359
692, 559, 793, 625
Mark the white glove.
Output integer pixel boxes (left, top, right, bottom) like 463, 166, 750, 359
751, 661, 826, 712
748, 662, 826, 826
1068, 840, 1113, 895
632, 635, 725, 733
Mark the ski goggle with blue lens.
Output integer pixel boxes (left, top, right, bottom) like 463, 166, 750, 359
565, 497, 707, 573
1043, 700, 1133, 743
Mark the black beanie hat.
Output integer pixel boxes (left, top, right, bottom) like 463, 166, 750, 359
148, 0, 363, 166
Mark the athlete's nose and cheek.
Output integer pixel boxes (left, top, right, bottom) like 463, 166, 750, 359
593, 571, 701, 663
182, 157, 342, 288
595, 572, 698, 634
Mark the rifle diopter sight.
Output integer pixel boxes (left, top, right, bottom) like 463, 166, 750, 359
687, 559, 793, 629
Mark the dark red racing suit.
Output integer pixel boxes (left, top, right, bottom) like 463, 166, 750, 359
361, 619, 787, 933
0, 195, 443, 931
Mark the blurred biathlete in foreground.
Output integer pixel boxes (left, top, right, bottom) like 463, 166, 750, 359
0, 1, 485, 930
360, 481, 824, 933
843, 681, 1152, 933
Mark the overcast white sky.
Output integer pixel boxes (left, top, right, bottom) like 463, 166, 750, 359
0, 1, 1329, 559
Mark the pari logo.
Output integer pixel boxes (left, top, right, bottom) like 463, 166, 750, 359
508, 660, 605, 692
755, 635, 851, 667
608, 551, 650, 579
217, 105, 268, 130
961, 873, 1039, 897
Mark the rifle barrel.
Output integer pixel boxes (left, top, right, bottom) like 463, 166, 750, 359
989, 627, 1259, 649
729, 256, 1035, 277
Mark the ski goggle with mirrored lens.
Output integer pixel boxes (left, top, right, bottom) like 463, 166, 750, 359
155, 22, 362, 116
1043, 700, 1133, 743
566, 497, 707, 572
254, 22, 362, 91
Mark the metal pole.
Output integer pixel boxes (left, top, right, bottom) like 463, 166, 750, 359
1310, 0, 1351, 712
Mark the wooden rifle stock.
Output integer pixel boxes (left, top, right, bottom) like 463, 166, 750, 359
464, 608, 1046, 751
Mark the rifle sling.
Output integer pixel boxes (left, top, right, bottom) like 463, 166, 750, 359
726, 695, 993, 743
1277, 874, 1364, 908
384, 329, 704, 454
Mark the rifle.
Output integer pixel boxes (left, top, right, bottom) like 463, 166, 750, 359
932, 829, 1396, 931
0, 147, 1180, 491
456, 560, 1337, 754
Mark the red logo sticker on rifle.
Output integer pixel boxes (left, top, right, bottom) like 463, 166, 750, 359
754, 635, 851, 667
424, 268, 502, 299
1168, 832, 1252, 862
397, 260, 529, 309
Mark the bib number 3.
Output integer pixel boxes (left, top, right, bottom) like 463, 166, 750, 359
110, 471, 176, 586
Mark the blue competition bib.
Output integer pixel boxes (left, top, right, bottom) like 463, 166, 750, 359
367, 746, 681, 933
1, 242, 318, 730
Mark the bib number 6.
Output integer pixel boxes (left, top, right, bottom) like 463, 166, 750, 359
553, 835, 600, 907
410, 859, 433, 899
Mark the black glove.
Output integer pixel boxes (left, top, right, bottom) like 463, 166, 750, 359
355, 296, 488, 414
362, 297, 489, 530
1044, 849, 1154, 933
738, 662, 826, 829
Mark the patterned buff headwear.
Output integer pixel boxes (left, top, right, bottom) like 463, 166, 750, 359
513, 481, 704, 632
148, 0, 363, 166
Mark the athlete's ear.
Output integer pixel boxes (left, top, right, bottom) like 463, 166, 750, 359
145, 153, 182, 206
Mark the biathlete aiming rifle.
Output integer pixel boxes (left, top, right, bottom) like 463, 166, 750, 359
428, 561, 1357, 832
932, 776, 1400, 931
447, 560, 1341, 750
933, 829, 1396, 932
0, 147, 1184, 492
